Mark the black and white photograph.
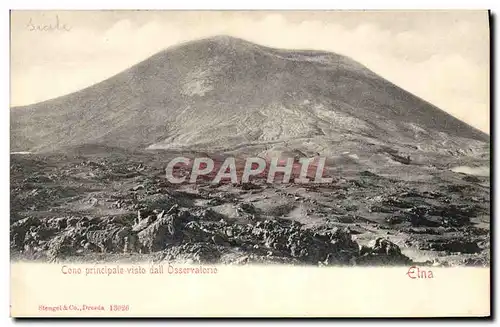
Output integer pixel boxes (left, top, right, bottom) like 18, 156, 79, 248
8, 9, 491, 317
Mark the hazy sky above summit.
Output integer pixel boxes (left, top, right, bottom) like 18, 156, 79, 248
10, 10, 490, 133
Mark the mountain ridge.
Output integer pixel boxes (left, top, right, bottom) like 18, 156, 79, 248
11, 35, 489, 154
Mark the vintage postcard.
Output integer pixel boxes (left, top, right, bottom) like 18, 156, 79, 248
10, 10, 490, 317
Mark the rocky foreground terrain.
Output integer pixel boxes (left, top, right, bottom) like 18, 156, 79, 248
10, 148, 490, 267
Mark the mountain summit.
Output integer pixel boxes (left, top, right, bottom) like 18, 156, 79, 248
11, 35, 488, 154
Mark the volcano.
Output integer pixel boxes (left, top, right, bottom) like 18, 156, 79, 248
10, 35, 488, 156
9, 35, 491, 269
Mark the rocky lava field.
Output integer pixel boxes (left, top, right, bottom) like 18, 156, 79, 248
10, 148, 490, 267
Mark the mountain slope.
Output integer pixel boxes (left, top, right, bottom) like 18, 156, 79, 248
11, 35, 489, 154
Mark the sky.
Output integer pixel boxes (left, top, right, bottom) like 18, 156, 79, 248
10, 10, 490, 133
